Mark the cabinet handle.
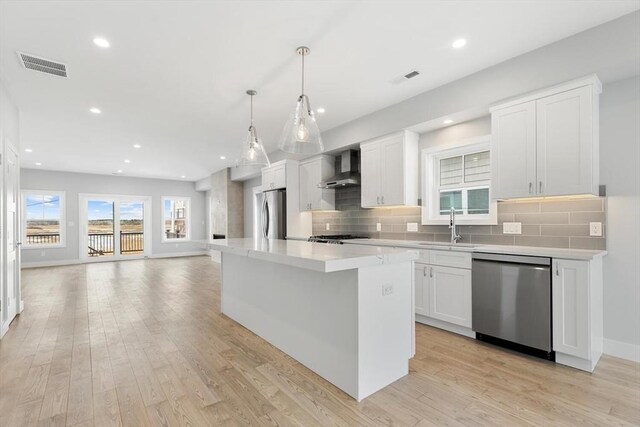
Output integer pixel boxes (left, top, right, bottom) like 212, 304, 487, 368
381, 196, 385, 205
377, 196, 380, 205
539, 181, 543, 194
555, 261, 559, 276
529, 182, 533, 194
309, 203, 312, 210
429, 267, 433, 278
423, 266, 427, 277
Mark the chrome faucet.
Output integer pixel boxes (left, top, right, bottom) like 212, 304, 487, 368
449, 207, 462, 244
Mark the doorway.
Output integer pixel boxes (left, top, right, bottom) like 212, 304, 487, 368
79, 194, 151, 261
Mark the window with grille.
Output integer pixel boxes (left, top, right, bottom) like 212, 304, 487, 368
422, 138, 496, 225
22, 190, 66, 248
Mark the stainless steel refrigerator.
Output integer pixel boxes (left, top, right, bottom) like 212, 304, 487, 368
256, 189, 287, 239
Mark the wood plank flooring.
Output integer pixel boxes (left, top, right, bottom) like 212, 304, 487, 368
1, 255, 638, 426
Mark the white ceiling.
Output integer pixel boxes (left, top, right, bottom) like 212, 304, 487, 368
1, 1, 638, 181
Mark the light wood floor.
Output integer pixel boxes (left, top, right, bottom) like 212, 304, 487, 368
1, 256, 639, 426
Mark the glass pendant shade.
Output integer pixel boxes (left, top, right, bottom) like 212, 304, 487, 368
237, 90, 270, 168
279, 94, 323, 154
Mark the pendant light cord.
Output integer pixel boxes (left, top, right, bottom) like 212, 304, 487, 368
250, 93, 253, 126
301, 51, 305, 96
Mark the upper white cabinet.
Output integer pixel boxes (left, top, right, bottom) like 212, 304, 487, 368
491, 75, 601, 199
262, 163, 286, 191
360, 131, 419, 208
299, 156, 335, 211
552, 257, 603, 372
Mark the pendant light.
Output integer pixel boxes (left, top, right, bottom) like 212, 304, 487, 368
278, 46, 324, 154
237, 90, 270, 167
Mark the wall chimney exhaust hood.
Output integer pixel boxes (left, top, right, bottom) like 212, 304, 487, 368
319, 150, 360, 189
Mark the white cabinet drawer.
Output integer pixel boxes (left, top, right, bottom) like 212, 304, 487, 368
414, 249, 430, 264
429, 250, 471, 269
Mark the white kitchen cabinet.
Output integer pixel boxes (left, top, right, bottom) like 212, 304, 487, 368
491, 75, 601, 199
491, 101, 537, 199
262, 163, 286, 191
299, 156, 335, 212
414, 263, 429, 317
360, 131, 419, 208
414, 249, 473, 335
552, 257, 603, 372
428, 265, 472, 328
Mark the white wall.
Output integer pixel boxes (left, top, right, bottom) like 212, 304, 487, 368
600, 76, 640, 353
243, 176, 261, 238
20, 168, 207, 265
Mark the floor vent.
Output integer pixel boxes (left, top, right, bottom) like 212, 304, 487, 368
17, 52, 68, 78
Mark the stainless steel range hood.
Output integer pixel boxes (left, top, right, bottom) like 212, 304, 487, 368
319, 150, 360, 189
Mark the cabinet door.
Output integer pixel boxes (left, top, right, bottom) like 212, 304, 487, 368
273, 165, 287, 189
261, 169, 274, 191
428, 265, 472, 328
380, 136, 405, 206
552, 259, 590, 359
491, 101, 537, 199
414, 263, 429, 316
536, 86, 593, 196
360, 143, 381, 207
299, 162, 312, 211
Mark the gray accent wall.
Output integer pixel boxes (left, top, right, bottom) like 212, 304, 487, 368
20, 168, 207, 264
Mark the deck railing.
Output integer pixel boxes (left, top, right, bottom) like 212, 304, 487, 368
26, 232, 144, 254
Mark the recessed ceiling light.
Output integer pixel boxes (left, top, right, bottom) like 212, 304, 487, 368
181, 175, 186, 178
316, 108, 325, 114
116, 169, 123, 174
133, 144, 141, 149
443, 119, 454, 124
25, 148, 33, 153
90, 107, 101, 114
124, 159, 130, 163
220, 156, 226, 160
35, 162, 42, 166
93, 37, 110, 48
452, 38, 467, 49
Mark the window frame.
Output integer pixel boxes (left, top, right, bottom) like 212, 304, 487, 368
22, 190, 66, 249
161, 196, 192, 242
421, 135, 497, 225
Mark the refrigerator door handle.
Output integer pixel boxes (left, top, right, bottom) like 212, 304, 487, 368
262, 196, 268, 238
264, 197, 270, 238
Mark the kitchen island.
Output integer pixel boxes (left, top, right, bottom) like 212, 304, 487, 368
208, 238, 419, 401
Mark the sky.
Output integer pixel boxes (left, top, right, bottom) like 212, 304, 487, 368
87, 200, 144, 221
25, 194, 60, 220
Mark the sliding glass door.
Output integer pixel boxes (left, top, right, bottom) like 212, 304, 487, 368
79, 194, 151, 261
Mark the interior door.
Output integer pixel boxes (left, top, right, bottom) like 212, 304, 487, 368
4, 143, 19, 324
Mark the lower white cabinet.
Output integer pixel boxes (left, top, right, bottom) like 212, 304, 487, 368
552, 257, 603, 372
428, 265, 472, 328
414, 250, 472, 332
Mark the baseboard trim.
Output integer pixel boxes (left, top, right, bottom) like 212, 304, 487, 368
604, 338, 640, 362
415, 314, 475, 339
22, 251, 208, 269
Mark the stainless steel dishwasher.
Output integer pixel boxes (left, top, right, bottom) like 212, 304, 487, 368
472, 253, 554, 360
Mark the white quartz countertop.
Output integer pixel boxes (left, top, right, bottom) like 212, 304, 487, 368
341, 239, 606, 260
208, 238, 419, 272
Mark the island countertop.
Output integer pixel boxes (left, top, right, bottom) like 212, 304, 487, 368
208, 238, 418, 272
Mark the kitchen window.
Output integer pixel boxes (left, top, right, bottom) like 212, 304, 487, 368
422, 137, 496, 225
22, 190, 66, 248
162, 197, 191, 241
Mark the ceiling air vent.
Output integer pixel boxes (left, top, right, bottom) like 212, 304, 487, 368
17, 52, 68, 78
403, 70, 420, 79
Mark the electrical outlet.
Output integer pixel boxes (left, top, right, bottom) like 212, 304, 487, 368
407, 222, 418, 232
503, 222, 522, 235
376, 223, 381, 231
382, 284, 394, 296
325, 223, 331, 231
589, 222, 602, 236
